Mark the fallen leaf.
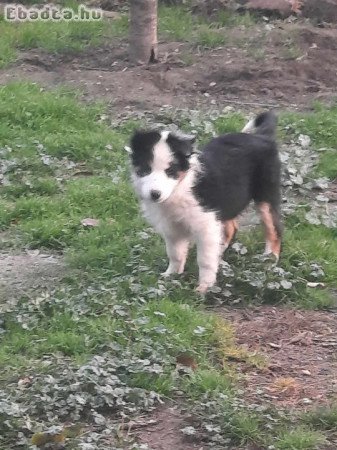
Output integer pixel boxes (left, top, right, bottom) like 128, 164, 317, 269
18, 376, 33, 388
280, 280, 292, 289
81, 218, 100, 227
72, 170, 94, 177
176, 353, 198, 370
268, 342, 281, 349
307, 282, 325, 288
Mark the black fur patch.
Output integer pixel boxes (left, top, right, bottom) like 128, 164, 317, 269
193, 133, 281, 221
166, 132, 195, 176
130, 130, 161, 176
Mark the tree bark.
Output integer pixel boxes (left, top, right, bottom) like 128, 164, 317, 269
129, 0, 158, 64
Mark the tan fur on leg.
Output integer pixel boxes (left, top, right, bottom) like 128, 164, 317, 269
258, 202, 281, 260
223, 219, 239, 250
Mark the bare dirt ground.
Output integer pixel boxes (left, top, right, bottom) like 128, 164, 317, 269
0, 250, 65, 301
219, 306, 337, 410
135, 406, 205, 450
1, 22, 337, 113
1, 14, 337, 450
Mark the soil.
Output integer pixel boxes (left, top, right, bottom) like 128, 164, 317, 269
0, 251, 65, 300
2, 22, 337, 113
135, 406, 205, 450
219, 306, 337, 409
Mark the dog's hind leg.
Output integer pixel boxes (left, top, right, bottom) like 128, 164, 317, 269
258, 202, 282, 260
222, 219, 239, 252
162, 237, 189, 277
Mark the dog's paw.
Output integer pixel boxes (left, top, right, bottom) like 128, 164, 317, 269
263, 250, 279, 263
195, 283, 209, 294
161, 269, 173, 277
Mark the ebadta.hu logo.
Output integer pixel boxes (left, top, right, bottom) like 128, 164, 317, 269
4, 4, 103, 21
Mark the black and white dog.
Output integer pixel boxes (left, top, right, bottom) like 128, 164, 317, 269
129, 112, 282, 293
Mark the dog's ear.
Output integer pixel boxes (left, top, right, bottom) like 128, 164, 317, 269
167, 132, 196, 158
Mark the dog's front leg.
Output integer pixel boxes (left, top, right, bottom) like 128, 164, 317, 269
195, 222, 222, 293
161, 236, 189, 277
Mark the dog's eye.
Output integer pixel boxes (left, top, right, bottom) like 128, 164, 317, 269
165, 165, 179, 178
135, 167, 151, 177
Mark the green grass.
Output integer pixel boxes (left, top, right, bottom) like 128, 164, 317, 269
0, 4, 256, 67
1, 81, 337, 448
159, 5, 227, 47
0, 13, 128, 68
275, 427, 326, 449
303, 406, 337, 431
281, 104, 337, 179
216, 10, 256, 27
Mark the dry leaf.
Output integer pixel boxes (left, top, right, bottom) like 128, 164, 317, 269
176, 353, 198, 370
268, 342, 281, 349
307, 282, 325, 288
81, 218, 100, 227
18, 376, 33, 388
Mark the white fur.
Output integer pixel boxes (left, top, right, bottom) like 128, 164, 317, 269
133, 153, 223, 293
132, 132, 177, 203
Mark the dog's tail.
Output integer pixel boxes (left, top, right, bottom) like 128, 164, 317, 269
241, 111, 277, 138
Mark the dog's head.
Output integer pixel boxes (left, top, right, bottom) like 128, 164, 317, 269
129, 130, 196, 203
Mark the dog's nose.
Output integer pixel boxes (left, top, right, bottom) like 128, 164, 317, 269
150, 190, 161, 201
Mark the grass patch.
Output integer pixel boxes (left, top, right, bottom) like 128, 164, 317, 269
159, 5, 227, 47
0, 13, 128, 68
275, 427, 326, 449
281, 104, 337, 179
303, 406, 337, 431
217, 10, 256, 27
1, 82, 337, 447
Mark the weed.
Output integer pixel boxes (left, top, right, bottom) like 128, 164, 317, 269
275, 427, 326, 449
217, 10, 256, 27
196, 24, 227, 48
303, 406, 337, 431
159, 5, 197, 41
159, 6, 226, 47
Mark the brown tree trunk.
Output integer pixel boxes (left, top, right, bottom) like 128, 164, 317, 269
129, 0, 158, 64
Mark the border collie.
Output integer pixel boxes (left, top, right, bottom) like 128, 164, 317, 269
129, 111, 282, 293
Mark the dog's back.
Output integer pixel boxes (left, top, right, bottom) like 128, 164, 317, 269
193, 112, 280, 221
